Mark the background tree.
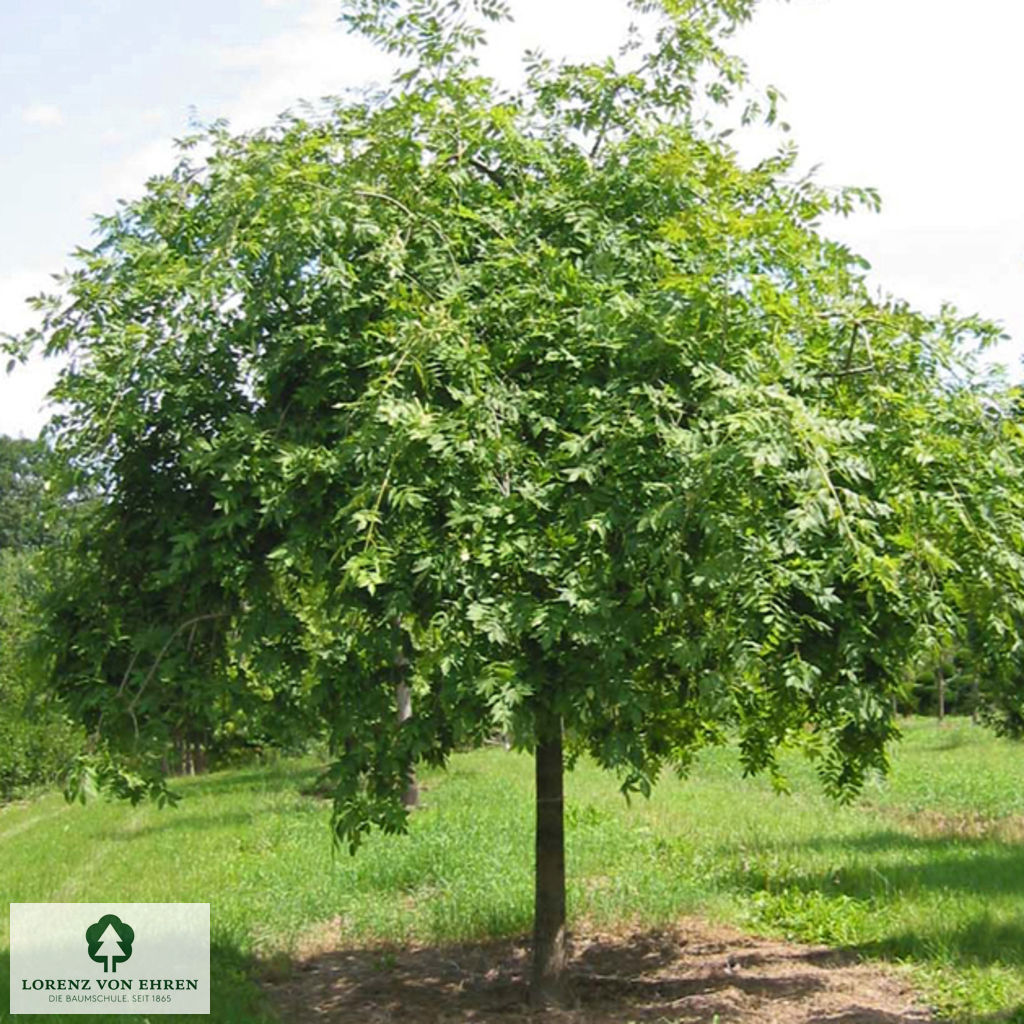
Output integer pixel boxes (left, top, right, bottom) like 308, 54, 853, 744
7, 0, 1024, 1005
0, 435, 48, 553
35, 462, 320, 787
0, 546, 84, 800
0, 433, 83, 798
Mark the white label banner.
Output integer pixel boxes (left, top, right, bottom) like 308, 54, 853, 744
10, 903, 210, 1015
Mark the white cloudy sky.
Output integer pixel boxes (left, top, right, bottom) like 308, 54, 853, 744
2, 0, 1023, 437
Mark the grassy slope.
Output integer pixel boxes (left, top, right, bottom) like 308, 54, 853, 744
2, 718, 1024, 1022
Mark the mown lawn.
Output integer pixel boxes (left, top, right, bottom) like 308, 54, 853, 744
2, 717, 1024, 1022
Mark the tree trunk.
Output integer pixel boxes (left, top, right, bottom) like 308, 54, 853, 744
531, 714, 570, 1008
392, 618, 418, 808
396, 681, 419, 808
937, 664, 946, 723
971, 676, 979, 725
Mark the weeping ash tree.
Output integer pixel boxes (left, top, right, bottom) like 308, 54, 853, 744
9, 0, 1024, 1004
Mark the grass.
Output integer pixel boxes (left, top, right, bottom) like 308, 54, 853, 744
3, 717, 1024, 1021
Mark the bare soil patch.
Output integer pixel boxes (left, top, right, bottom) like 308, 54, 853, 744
262, 917, 933, 1023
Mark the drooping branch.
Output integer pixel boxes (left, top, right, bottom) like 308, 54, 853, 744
118, 612, 228, 738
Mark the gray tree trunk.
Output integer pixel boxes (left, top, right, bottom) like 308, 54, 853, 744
396, 680, 418, 808
937, 663, 946, 723
531, 713, 570, 1008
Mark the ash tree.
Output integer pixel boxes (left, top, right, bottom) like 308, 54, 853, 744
8, 0, 1024, 1005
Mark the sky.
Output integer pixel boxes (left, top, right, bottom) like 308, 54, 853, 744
2, 0, 1023, 438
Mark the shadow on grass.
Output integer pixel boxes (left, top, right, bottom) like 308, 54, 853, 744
176, 763, 322, 799
102, 810, 271, 842
93, 770, 329, 843
970, 1008, 1024, 1024
1, 941, 279, 1023
262, 924, 927, 1023
800, 828, 1024, 895
791, 828, 1024, 894
729, 828, 1024, 969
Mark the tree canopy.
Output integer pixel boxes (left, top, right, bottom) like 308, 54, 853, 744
7, 0, 1024, 1002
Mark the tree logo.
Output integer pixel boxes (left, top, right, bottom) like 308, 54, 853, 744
85, 914, 134, 973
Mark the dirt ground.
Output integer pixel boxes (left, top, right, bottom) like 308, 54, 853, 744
262, 917, 934, 1023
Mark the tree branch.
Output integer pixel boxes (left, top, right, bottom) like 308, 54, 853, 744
352, 188, 460, 272
589, 83, 624, 160
815, 365, 876, 379
842, 323, 859, 373
124, 612, 229, 736
469, 155, 507, 189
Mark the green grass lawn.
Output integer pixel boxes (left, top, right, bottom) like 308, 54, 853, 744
3, 717, 1024, 1022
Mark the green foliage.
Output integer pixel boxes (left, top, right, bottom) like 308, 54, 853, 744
747, 888, 873, 947
0, 435, 85, 799
6, 0, 1024, 853
0, 434, 49, 552
0, 550, 84, 800
62, 750, 180, 809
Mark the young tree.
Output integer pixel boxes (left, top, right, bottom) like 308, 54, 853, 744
8, 0, 1024, 1005
92, 925, 125, 973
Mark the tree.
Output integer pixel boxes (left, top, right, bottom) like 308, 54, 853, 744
0, 434, 49, 553
86, 914, 134, 973
0, 548, 83, 799
0, 434, 83, 798
93, 925, 125, 973
8, 0, 1024, 1005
